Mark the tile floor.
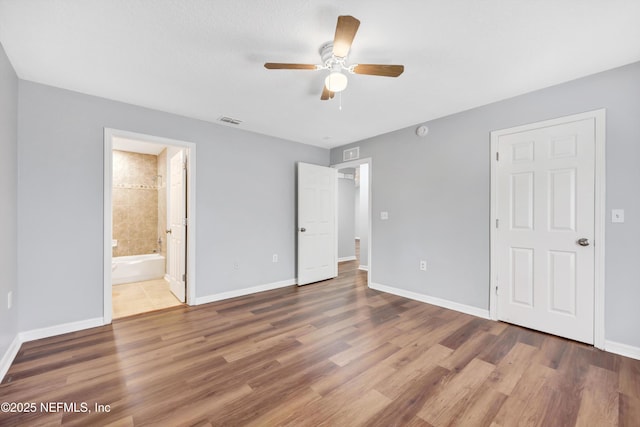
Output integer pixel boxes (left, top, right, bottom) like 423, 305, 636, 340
112, 278, 183, 319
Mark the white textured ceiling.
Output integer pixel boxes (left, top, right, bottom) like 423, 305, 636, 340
1, 1, 639, 148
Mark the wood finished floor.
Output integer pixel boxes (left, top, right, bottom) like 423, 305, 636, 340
2, 260, 639, 426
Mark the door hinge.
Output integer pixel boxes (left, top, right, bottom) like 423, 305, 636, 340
182, 218, 188, 226
182, 273, 186, 282
496, 218, 499, 228
496, 152, 499, 161
495, 285, 499, 295
183, 161, 187, 171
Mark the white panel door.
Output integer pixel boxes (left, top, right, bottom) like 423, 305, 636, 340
495, 118, 595, 344
297, 162, 338, 285
168, 150, 186, 302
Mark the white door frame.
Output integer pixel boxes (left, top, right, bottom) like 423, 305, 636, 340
489, 110, 606, 349
103, 128, 197, 324
331, 157, 373, 289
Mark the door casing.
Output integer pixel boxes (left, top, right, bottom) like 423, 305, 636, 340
331, 158, 372, 288
103, 128, 197, 324
489, 109, 606, 349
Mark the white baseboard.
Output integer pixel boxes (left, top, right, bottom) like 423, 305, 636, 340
369, 282, 490, 319
338, 256, 357, 262
358, 265, 369, 271
1, 317, 105, 382
604, 340, 640, 361
19, 317, 105, 343
0, 334, 21, 382
195, 278, 296, 305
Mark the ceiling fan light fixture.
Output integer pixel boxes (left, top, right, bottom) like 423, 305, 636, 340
325, 71, 348, 93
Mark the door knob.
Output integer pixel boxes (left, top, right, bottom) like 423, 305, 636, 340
577, 238, 590, 246
166, 229, 172, 234
300, 228, 306, 232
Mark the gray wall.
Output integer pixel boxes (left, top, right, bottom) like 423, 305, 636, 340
17, 81, 329, 331
338, 172, 356, 259
0, 43, 18, 357
330, 61, 640, 348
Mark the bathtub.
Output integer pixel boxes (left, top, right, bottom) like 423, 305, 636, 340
112, 253, 166, 285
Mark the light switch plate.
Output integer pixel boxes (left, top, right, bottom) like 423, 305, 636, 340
380, 211, 389, 220
612, 209, 624, 223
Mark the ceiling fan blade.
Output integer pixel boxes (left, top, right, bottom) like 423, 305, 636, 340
333, 15, 360, 57
264, 63, 317, 70
352, 64, 404, 77
321, 85, 335, 100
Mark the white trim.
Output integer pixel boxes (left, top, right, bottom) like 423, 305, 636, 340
489, 109, 606, 348
195, 279, 297, 305
593, 110, 606, 349
604, 340, 640, 361
0, 335, 21, 382
103, 132, 113, 324
331, 158, 372, 289
370, 282, 491, 319
104, 128, 198, 325
19, 318, 104, 343
338, 256, 357, 262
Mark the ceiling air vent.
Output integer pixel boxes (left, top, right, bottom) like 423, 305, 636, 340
218, 116, 242, 125
343, 147, 360, 161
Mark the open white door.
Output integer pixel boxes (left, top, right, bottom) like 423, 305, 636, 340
297, 162, 338, 285
493, 115, 599, 344
168, 150, 187, 302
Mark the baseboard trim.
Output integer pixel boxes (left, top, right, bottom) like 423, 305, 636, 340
358, 265, 369, 271
0, 334, 22, 382
369, 282, 490, 319
604, 340, 640, 360
195, 278, 297, 305
19, 317, 105, 343
338, 256, 357, 262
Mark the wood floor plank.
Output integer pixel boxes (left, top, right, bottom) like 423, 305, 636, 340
619, 356, 640, 400
487, 341, 539, 395
417, 358, 496, 425
367, 366, 451, 426
321, 389, 392, 427
446, 383, 508, 427
1, 258, 638, 426
310, 341, 400, 396
619, 393, 640, 427
491, 362, 559, 426
575, 365, 619, 427
374, 344, 452, 400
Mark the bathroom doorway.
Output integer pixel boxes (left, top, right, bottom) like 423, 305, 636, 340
103, 129, 197, 322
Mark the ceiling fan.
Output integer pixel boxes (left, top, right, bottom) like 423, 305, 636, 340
264, 15, 404, 100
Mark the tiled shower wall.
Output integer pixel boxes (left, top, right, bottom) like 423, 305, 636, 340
112, 150, 159, 257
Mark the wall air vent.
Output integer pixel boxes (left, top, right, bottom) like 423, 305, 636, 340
218, 116, 242, 125
343, 147, 360, 161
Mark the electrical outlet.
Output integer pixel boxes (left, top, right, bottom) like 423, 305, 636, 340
612, 209, 625, 223
7, 291, 12, 310
272, 254, 278, 263
419, 260, 427, 271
